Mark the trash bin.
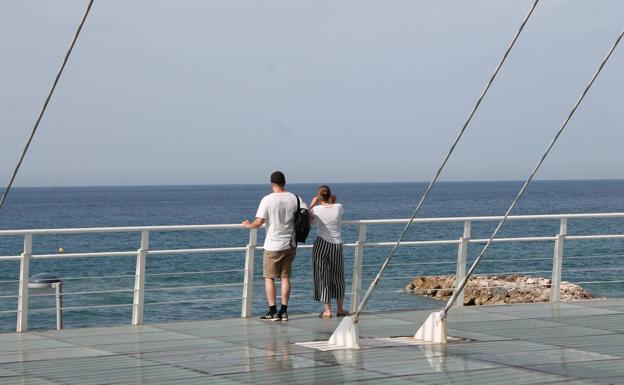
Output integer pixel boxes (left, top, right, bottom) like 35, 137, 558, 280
28, 273, 63, 330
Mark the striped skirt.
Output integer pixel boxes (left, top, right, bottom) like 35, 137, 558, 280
312, 237, 345, 304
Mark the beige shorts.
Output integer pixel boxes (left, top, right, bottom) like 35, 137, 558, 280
263, 248, 296, 278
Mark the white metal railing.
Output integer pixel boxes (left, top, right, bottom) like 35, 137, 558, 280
1, 212, 624, 332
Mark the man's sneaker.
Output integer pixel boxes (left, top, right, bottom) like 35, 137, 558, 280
259, 312, 278, 320
276, 311, 288, 322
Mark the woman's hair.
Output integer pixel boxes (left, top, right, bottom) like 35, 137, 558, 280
318, 185, 332, 202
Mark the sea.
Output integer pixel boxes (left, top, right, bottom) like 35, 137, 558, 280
1, 180, 624, 332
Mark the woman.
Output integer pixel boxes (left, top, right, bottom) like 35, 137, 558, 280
309, 185, 348, 318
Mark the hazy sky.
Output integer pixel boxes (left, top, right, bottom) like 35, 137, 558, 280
1, 1, 623, 186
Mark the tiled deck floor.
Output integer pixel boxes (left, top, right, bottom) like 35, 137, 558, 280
2, 299, 624, 384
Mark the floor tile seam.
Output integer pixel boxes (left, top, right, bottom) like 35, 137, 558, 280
447, 318, 578, 329
15, 363, 214, 382
0, 346, 117, 363
51, 369, 215, 385
0, 344, 83, 355
444, 355, 581, 383
385, 365, 571, 383
445, 342, 567, 355
532, 318, 622, 334
0, 350, 157, 367
464, 351, 622, 372
1, 353, 216, 379
31, 328, 167, 338
134, 347, 327, 367
0, 372, 68, 385
527, 357, 624, 370
24, 330, 203, 351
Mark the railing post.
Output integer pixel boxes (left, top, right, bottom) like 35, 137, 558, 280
550, 218, 567, 303
454, 221, 471, 308
241, 228, 257, 317
17, 233, 32, 333
132, 230, 149, 325
350, 223, 367, 314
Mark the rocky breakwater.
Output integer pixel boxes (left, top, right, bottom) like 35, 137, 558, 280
405, 275, 593, 305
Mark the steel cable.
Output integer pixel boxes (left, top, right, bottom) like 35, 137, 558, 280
353, 0, 541, 322
444, 28, 624, 315
0, 0, 95, 210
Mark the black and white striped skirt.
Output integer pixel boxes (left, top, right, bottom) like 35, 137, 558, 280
312, 236, 345, 304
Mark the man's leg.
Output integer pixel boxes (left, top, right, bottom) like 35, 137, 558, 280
265, 278, 276, 306
280, 277, 291, 305
261, 251, 278, 319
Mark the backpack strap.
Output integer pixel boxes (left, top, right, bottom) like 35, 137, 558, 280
290, 193, 300, 249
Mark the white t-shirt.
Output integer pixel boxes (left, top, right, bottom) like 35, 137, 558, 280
311, 203, 344, 244
255, 192, 308, 251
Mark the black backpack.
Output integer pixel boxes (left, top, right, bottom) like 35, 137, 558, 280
293, 194, 310, 243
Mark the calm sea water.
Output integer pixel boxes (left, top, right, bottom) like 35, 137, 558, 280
1, 180, 624, 332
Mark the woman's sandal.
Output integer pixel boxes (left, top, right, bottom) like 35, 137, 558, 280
318, 312, 332, 318
336, 311, 350, 317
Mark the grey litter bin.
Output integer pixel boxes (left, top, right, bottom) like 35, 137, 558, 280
28, 273, 63, 330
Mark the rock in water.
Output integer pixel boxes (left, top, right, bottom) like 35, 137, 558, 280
404, 275, 593, 305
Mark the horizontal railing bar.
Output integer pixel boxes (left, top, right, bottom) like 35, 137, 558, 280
566, 254, 624, 260
575, 280, 624, 284
364, 256, 557, 268
29, 303, 134, 312
145, 283, 242, 292
0, 256, 20, 261
364, 236, 556, 248
365, 240, 460, 247
147, 247, 246, 255
0, 223, 246, 236
566, 234, 624, 241
564, 267, 624, 272
145, 297, 242, 306
3, 212, 624, 237
469, 236, 556, 243
56, 288, 134, 296
344, 212, 624, 225
469, 257, 554, 263
61, 274, 136, 281
363, 261, 457, 267
147, 269, 244, 277
32, 251, 137, 259
393, 270, 553, 281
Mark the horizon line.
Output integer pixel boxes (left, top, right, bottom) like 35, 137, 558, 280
8, 177, 624, 189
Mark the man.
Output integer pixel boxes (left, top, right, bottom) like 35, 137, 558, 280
242, 171, 307, 321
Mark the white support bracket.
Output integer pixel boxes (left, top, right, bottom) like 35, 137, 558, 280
414, 311, 447, 344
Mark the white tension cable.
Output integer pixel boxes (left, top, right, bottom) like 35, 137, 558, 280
329, 0, 541, 348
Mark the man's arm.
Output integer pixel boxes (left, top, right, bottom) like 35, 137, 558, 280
242, 217, 265, 229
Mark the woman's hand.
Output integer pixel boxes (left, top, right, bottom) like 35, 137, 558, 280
310, 196, 319, 207
330, 194, 337, 204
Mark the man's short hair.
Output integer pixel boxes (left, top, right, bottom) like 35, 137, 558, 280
270, 171, 286, 186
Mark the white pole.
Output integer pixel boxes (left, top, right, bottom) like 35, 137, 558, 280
241, 228, 257, 317
454, 221, 471, 307
17, 233, 32, 332
350, 224, 366, 314
55, 281, 63, 330
550, 218, 567, 303
132, 231, 149, 325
